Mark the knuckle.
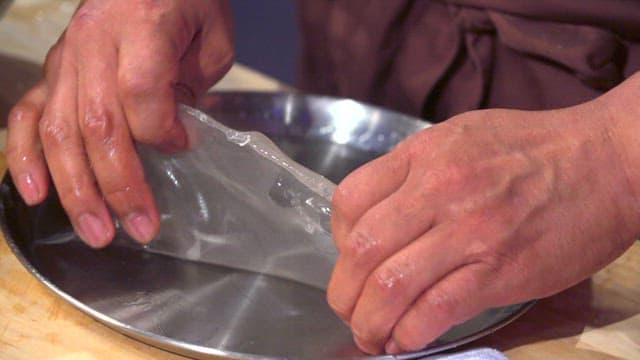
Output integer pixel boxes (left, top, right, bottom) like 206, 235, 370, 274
118, 71, 156, 98
67, 6, 103, 35
102, 185, 137, 211
422, 287, 459, 322
402, 189, 431, 217
463, 230, 515, 270
342, 230, 383, 263
8, 101, 40, 125
370, 263, 411, 298
80, 107, 115, 144
439, 164, 472, 189
481, 248, 517, 275
57, 176, 94, 212
43, 46, 62, 79
65, 20, 85, 37
44, 42, 61, 67
101, 179, 149, 211
153, 117, 177, 137
463, 228, 495, 259
405, 139, 425, 163
103, 186, 130, 200
131, 116, 177, 145
39, 118, 72, 147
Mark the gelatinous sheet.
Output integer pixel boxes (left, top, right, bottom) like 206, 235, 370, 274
133, 105, 337, 289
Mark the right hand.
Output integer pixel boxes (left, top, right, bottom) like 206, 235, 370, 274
6, 0, 234, 248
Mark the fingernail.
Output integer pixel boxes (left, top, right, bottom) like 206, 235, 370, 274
78, 213, 109, 248
385, 339, 400, 354
125, 212, 155, 243
17, 173, 40, 205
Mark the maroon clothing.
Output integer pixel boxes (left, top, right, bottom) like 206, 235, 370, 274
297, 0, 640, 122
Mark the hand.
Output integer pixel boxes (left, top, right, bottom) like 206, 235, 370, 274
6, 0, 234, 247
328, 77, 640, 354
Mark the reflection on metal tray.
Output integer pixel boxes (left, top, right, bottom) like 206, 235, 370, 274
0, 92, 534, 359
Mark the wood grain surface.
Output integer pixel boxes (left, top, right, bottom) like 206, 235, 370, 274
0, 145, 638, 359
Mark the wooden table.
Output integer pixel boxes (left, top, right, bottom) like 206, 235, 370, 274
0, 145, 638, 359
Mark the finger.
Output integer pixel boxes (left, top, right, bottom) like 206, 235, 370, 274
327, 180, 435, 323
7, 82, 50, 205
118, 31, 187, 152
77, 35, 159, 243
178, 0, 234, 94
39, 61, 114, 248
43, 36, 64, 84
386, 263, 495, 354
331, 147, 410, 247
348, 225, 468, 354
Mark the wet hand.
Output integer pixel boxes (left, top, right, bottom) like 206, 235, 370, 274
329, 89, 640, 354
7, 0, 233, 247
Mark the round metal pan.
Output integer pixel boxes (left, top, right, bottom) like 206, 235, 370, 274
0, 92, 534, 359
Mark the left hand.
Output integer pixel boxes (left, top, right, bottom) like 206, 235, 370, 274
328, 81, 640, 354
6, 0, 234, 247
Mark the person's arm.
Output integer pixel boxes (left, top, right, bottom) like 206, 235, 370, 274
6, 0, 234, 247
329, 72, 640, 354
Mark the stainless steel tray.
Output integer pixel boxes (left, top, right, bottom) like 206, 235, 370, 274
0, 92, 534, 359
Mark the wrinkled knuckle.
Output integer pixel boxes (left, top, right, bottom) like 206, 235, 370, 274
423, 288, 459, 322
154, 117, 177, 138
221, 47, 235, 69
44, 42, 61, 66
67, 7, 103, 35
371, 264, 410, 298
482, 249, 516, 275
102, 186, 135, 208
101, 182, 133, 200
405, 140, 425, 162
118, 71, 156, 99
342, 230, 383, 263
403, 190, 431, 217
131, 117, 175, 145
465, 237, 494, 262
40, 118, 72, 147
80, 108, 115, 144
8, 101, 40, 125
57, 182, 92, 212
43, 49, 61, 79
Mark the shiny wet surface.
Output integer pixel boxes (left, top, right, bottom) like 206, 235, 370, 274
1, 93, 533, 359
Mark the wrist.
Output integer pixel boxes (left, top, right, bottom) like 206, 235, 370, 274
597, 72, 640, 235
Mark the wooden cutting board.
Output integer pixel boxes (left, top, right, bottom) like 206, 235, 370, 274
0, 141, 638, 359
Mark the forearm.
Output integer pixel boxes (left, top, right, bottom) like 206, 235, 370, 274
597, 71, 640, 237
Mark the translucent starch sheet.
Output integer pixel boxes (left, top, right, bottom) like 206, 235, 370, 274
130, 105, 338, 289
